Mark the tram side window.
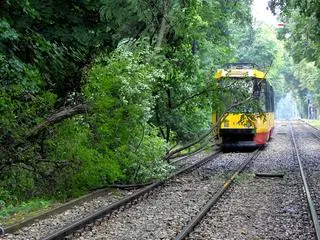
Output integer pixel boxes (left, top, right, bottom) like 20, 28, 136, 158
270, 86, 275, 112
258, 81, 267, 112
265, 82, 271, 112
265, 84, 275, 112
253, 79, 261, 98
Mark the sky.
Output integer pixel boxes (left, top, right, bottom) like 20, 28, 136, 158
251, 0, 278, 26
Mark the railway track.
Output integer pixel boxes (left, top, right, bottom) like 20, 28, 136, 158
4, 121, 320, 239
174, 147, 262, 240
37, 149, 260, 239
63, 149, 260, 239
177, 122, 314, 239
2, 150, 219, 240
2, 188, 125, 234
290, 121, 320, 239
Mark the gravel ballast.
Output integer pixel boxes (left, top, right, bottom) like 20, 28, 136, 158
292, 122, 320, 226
74, 152, 251, 239
189, 121, 315, 240
2, 191, 129, 240
1, 150, 214, 240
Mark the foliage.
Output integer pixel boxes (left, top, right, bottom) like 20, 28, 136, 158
307, 120, 320, 128
1, 0, 258, 208
83, 42, 169, 184
294, 60, 320, 102
268, 0, 320, 116
269, 0, 320, 65
231, 24, 277, 67
230, 21, 288, 106
0, 199, 52, 226
0, 0, 115, 201
43, 119, 122, 197
292, 59, 320, 114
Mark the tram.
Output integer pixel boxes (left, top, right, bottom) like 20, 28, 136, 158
212, 63, 275, 147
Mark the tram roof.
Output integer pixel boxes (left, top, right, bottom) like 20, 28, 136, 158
215, 63, 267, 79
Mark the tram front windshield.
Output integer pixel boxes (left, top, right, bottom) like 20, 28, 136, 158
219, 78, 263, 113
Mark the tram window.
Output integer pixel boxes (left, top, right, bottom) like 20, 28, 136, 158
253, 79, 262, 98
259, 81, 266, 112
270, 86, 275, 111
265, 82, 271, 112
218, 78, 266, 113
220, 78, 254, 93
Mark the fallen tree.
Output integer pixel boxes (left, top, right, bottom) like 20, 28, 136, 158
27, 104, 90, 138
164, 96, 252, 160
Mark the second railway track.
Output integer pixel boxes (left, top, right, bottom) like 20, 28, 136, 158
290, 121, 320, 239
181, 122, 315, 239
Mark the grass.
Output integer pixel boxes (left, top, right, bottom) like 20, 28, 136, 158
306, 119, 320, 128
0, 199, 53, 226
234, 173, 253, 183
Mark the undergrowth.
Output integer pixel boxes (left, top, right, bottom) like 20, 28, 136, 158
0, 199, 52, 226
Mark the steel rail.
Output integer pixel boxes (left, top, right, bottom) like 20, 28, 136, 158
170, 143, 218, 165
41, 150, 222, 240
289, 123, 320, 240
174, 147, 263, 240
2, 188, 114, 235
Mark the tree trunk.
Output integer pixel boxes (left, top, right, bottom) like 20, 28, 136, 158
156, 0, 169, 49
155, 100, 166, 139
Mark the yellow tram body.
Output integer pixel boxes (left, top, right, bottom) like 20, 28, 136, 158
213, 63, 275, 146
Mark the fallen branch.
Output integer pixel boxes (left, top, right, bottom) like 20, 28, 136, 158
168, 140, 210, 160
90, 182, 153, 191
27, 103, 90, 138
164, 96, 252, 160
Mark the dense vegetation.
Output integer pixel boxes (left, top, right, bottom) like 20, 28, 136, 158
1, 0, 309, 212
269, 0, 320, 118
0, 0, 252, 204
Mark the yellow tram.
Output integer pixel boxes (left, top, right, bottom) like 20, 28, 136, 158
212, 63, 275, 147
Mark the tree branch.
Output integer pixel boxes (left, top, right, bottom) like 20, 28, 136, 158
164, 96, 252, 160
155, 0, 169, 49
27, 103, 90, 138
173, 88, 210, 109
169, 140, 211, 160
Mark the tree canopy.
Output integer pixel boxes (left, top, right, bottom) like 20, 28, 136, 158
3, 0, 301, 205
268, 0, 320, 117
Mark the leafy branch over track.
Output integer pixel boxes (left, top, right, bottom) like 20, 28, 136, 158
164, 96, 252, 160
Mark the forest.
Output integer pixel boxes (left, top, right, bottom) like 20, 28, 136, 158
0, 0, 320, 215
